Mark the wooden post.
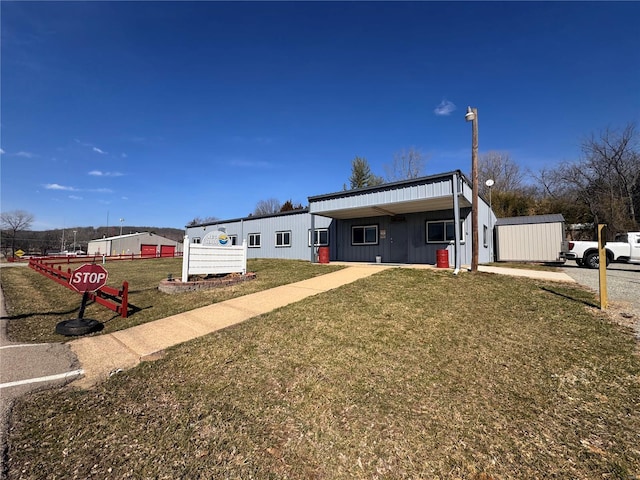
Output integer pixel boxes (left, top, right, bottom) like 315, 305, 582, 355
597, 224, 608, 310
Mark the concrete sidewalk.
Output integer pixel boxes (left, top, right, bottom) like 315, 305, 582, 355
69, 265, 391, 388
478, 265, 576, 282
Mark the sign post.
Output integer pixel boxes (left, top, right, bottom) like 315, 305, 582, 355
597, 224, 608, 310
56, 264, 109, 336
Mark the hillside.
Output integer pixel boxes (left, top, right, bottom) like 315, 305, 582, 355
1, 226, 185, 256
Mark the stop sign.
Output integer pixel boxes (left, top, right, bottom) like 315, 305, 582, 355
69, 264, 109, 292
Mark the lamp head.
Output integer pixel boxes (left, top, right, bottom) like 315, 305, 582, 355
485, 179, 494, 187
465, 106, 476, 122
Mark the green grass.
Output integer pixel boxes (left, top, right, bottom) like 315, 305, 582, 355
6, 268, 640, 479
0, 258, 343, 343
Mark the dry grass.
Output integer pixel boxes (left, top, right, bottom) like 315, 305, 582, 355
0, 258, 343, 343
7, 268, 640, 479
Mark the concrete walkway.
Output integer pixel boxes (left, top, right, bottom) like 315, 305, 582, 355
478, 265, 576, 283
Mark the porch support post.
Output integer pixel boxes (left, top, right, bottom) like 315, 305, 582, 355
452, 172, 462, 273
310, 213, 316, 263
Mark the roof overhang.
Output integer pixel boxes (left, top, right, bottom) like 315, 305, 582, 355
309, 171, 471, 220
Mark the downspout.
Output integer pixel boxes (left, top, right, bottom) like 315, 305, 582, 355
452, 172, 462, 275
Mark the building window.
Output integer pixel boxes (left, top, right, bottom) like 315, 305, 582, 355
352, 225, 378, 245
308, 228, 329, 246
275, 231, 291, 247
192, 237, 201, 244
483, 225, 488, 247
426, 220, 465, 243
248, 233, 261, 248
228, 235, 238, 246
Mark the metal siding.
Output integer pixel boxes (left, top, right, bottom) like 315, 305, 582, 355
186, 213, 332, 261
496, 222, 564, 262
311, 178, 453, 213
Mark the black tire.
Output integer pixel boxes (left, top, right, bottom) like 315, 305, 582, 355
576, 259, 583, 267
584, 252, 610, 269
55, 319, 103, 336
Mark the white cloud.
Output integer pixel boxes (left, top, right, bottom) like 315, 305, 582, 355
434, 99, 456, 116
16, 151, 36, 158
68, 195, 83, 201
0, 148, 4, 154
45, 183, 76, 191
88, 170, 123, 177
91, 188, 114, 193
93, 147, 107, 154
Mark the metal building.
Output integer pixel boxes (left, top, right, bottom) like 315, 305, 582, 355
87, 232, 183, 257
494, 214, 565, 262
186, 171, 496, 267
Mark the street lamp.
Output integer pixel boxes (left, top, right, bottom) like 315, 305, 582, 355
465, 106, 479, 271
485, 179, 494, 262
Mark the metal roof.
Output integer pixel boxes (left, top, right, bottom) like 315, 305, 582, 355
308, 171, 471, 219
495, 214, 565, 226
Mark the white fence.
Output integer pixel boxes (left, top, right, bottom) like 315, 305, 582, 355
181, 235, 247, 281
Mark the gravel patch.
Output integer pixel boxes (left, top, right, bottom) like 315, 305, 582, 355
562, 260, 640, 340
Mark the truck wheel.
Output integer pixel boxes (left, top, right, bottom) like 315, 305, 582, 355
575, 259, 583, 266
585, 253, 610, 269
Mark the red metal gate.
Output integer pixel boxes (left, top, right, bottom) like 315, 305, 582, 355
141, 245, 156, 257
160, 245, 175, 257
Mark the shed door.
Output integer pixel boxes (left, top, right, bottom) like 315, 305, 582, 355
160, 245, 175, 258
141, 244, 157, 257
389, 219, 408, 263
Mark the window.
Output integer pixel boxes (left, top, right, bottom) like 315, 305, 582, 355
275, 231, 291, 247
192, 237, 201, 244
248, 233, 261, 248
426, 220, 465, 243
352, 225, 378, 245
228, 235, 238, 246
308, 228, 329, 246
483, 225, 488, 247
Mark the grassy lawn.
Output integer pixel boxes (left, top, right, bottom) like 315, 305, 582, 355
6, 268, 640, 479
0, 258, 343, 343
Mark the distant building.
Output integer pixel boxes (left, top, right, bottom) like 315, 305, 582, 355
186, 170, 496, 267
87, 232, 182, 257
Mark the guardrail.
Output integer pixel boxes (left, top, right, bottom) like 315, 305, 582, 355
28, 258, 130, 318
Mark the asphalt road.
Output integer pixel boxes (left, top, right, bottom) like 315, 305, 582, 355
562, 259, 640, 338
0, 264, 80, 480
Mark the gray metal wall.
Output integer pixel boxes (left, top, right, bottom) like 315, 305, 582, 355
330, 209, 474, 265
186, 212, 333, 261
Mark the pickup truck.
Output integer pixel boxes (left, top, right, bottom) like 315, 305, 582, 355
562, 232, 640, 269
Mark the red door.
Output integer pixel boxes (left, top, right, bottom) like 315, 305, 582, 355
160, 245, 175, 258
141, 245, 157, 257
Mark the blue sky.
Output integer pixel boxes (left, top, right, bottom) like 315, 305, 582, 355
2, 1, 639, 231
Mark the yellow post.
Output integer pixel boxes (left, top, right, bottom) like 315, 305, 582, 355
597, 224, 608, 310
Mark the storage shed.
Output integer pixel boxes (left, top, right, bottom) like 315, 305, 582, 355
87, 232, 183, 257
495, 214, 565, 262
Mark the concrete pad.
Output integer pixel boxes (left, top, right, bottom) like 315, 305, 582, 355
69, 334, 140, 388
478, 265, 576, 282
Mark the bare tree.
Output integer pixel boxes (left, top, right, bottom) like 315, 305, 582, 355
1, 210, 34, 257
532, 123, 639, 238
384, 147, 427, 182
186, 216, 219, 227
253, 198, 282, 216
478, 151, 524, 197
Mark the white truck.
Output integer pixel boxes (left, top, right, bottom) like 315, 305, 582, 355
562, 232, 640, 269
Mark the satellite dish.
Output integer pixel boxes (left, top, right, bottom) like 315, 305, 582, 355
485, 179, 495, 187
